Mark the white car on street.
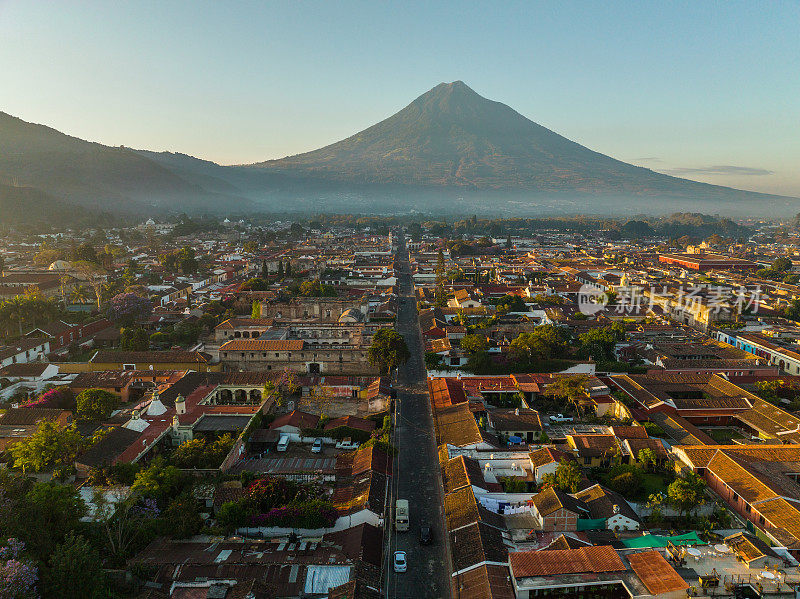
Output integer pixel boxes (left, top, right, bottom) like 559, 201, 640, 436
549, 414, 574, 423
336, 438, 360, 450
393, 551, 407, 573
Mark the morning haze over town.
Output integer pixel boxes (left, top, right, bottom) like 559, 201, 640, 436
1, 2, 800, 598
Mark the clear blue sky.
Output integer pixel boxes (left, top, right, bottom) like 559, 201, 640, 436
1, 0, 798, 195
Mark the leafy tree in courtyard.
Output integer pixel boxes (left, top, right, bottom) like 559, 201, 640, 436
163, 493, 202, 538
367, 328, 410, 375
120, 327, 149, 351
509, 325, 568, 363
10, 422, 83, 474
667, 472, 706, 518
606, 464, 643, 496
542, 459, 582, 493
217, 500, 253, 533
251, 300, 262, 319
460, 334, 488, 355
496, 294, 526, 314
637, 448, 658, 472
578, 324, 624, 362
542, 374, 589, 415
76, 389, 119, 421
92, 490, 160, 562
131, 457, 187, 500
773, 256, 793, 273
44, 532, 107, 599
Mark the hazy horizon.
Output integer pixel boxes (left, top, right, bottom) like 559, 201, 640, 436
1, 1, 798, 196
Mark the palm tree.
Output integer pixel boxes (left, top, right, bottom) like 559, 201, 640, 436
71, 285, 92, 305
0, 302, 12, 337
5, 296, 28, 337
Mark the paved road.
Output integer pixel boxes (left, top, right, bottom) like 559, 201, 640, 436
384, 232, 452, 599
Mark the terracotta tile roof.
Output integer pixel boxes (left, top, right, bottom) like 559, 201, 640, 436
608, 425, 648, 439
215, 317, 274, 329
725, 532, 772, 563
611, 372, 758, 412
623, 437, 669, 458
442, 455, 471, 494
434, 402, 483, 447
529, 447, 573, 469
0, 407, 71, 426
219, 339, 305, 352
676, 444, 800, 469
449, 564, 514, 599
462, 376, 518, 394
438, 444, 450, 466
442, 455, 489, 494
489, 408, 543, 432
450, 522, 509, 572
509, 546, 625, 577
531, 487, 588, 518
348, 445, 392, 477
567, 434, 621, 458
91, 350, 210, 364
428, 377, 467, 408
332, 470, 388, 516
628, 551, 688, 595
444, 486, 505, 531
510, 374, 543, 393
322, 414, 374, 433
76, 426, 141, 467
0, 362, 50, 377
649, 412, 715, 445
736, 397, 800, 442
539, 533, 592, 551
573, 484, 640, 523
269, 410, 319, 431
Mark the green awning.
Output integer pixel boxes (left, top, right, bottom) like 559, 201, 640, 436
577, 518, 607, 531
622, 532, 706, 548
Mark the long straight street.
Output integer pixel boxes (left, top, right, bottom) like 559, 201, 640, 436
385, 232, 452, 598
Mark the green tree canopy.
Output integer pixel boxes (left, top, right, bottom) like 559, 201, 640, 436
773, 256, 793, 272
76, 388, 119, 421
10, 422, 83, 473
667, 473, 706, 517
44, 532, 107, 599
131, 457, 187, 500
367, 328, 410, 375
496, 294, 526, 314
509, 325, 569, 363
543, 459, 582, 493
460, 333, 489, 355
542, 374, 589, 414
120, 326, 149, 351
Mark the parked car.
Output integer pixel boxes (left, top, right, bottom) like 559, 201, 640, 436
336, 438, 360, 450
393, 551, 407, 573
277, 434, 290, 452
311, 438, 323, 453
419, 523, 432, 545
549, 414, 573, 423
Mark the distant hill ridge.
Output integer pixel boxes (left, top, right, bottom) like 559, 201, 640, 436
0, 82, 797, 221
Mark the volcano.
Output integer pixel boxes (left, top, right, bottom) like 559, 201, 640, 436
249, 81, 774, 201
